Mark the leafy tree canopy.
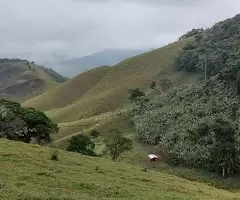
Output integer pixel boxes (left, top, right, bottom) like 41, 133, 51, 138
176, 14, 240, 84
129, 88, 145, 102
105, 130, 133, 161
0, 99, 58, 144
67, 134, 96, 156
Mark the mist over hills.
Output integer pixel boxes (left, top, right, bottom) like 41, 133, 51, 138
41, 48, 151, 77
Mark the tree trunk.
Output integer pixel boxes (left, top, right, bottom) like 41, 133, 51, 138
222, 166, 226, 178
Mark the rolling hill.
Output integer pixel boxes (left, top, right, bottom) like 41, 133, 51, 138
24, 38, 199, 123
23, 38, 200, 154
1, 139, 239, 200
0, 59, 68, 102
56, 48, 151, 77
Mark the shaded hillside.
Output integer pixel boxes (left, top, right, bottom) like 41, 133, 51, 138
0, 139, 239, 200
0, 59, 67, 102
57, 48, 150, 77
24, 38, 199, 123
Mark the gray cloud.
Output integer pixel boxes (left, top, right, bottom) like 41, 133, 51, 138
0, 0, 240, 63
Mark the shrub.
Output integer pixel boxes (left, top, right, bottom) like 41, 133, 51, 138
129, 88, 145, 102
67, 135, 96, 156
90, 130, 100, 139
150, 81, 156, 89
51, 150, 59, 161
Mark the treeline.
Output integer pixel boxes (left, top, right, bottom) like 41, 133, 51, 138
176, 14, 240, 79
0, 58, 28, 63
130, 14, 240, 177
41, 67, 69, 83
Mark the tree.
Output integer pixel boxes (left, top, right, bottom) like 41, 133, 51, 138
0, 99, 58, 145
159, 78, 172, 92
129, 88, 145, 102
105, 133, 133, 161
179, 28, 204, 40
21, 107, 58, 144
0, 113, 26, 141
90, 129, 100, 139
150, 81, 156, 89
67, 134, 96, 156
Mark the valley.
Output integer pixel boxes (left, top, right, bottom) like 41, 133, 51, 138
1, 11, 240, 200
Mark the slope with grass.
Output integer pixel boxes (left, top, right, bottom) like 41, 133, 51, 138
1, 139, 239, 200
24, 66, 111, 111
24, 38, 199, 124
0, 59, 68, 102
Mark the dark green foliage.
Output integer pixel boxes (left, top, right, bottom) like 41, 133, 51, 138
237, 71, 240, 95
179, 28, 204, 40
90, 129, 100, 139
21, 107, 58, 144
141, 14, 240, 175
150, 81, 156, 89
0, 99, 58, 144
105, 131, 133, 160
176, 14, 240, 87
129, 88, 145, 102
67, 135, 96, 156
130, 75, 240, 175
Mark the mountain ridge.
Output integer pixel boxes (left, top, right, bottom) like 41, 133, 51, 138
0, 58, 68, 102
56, 48, 151, 77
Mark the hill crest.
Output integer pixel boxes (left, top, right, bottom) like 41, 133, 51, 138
0, 58, 68, 102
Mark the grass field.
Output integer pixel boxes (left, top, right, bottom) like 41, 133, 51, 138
1, 139, 240, 200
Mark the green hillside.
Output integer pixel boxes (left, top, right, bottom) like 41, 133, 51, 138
130, 13, 240, 177
1, 139, 239, 200
0, 59, 67, 102
24, 38, 199, 124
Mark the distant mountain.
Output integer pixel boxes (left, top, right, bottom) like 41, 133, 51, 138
0, 58, 68, 102
57, 49, 150, 77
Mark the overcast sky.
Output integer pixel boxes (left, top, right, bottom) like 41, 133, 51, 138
1, 0, 240, 62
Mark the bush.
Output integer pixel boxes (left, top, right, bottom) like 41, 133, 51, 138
150, 81, 156, 89
51, 150, 59, 161
90, 130, 100, 139
67, 135, 96, 156
129, 88, 145, 102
